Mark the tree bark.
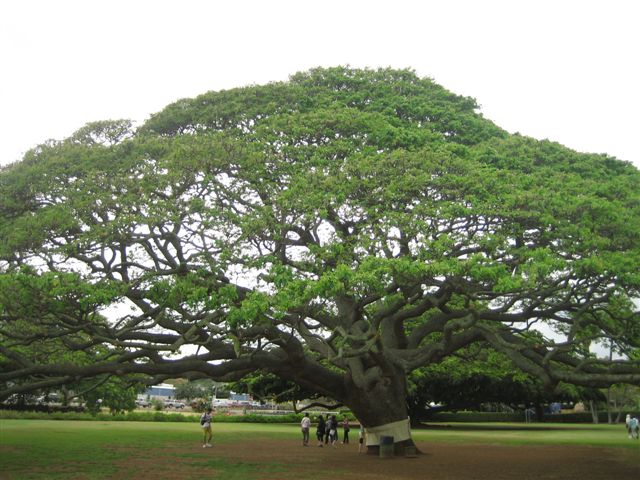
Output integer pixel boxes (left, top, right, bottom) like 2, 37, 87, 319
344, 370, 420, 455
589, 400, 599, 424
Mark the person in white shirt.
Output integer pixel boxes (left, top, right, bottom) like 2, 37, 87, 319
200, 408, 213, 448
300, 412, 311, 446
358, 424, 366, 453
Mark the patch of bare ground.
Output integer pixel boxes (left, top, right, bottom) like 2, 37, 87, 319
106, 439, 638, 480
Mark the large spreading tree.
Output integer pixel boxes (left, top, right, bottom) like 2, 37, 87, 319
1, 67, 639, 452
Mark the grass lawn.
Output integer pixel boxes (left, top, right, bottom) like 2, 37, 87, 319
0, 420, 637, 479
414, 421, 638, 448
1, 421, 293, 479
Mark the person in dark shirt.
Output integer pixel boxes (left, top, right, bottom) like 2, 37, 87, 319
316, 415, 326, 447
324, 414, 331, 444
329, 415, 338, 447
341, 416, 350, 444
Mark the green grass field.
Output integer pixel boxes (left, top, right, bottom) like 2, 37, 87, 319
0, 420, 637, 479
413, 422, 639, 448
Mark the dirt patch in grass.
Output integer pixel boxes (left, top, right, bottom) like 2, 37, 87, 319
0, 445, 21, 454
107, 439, 638, 480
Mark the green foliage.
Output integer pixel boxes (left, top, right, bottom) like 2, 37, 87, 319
426, 410, 640, 424
173, 380, 213, 402
1, 66, 639, 432
0, 409, 307, 423
405, 347, 595, 423
83, 376, 143, 415
232, 373, 314, 405
428, 411, 525, 422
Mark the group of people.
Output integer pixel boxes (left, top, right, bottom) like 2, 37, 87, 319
201, 408, 366, 451
301, 413, 366, 452
625, 414, 639, 440
203, 407, 640, 450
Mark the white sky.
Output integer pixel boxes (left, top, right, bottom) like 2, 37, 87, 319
1, 0, 639, 169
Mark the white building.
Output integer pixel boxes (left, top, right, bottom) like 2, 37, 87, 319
139, 383, 176, 400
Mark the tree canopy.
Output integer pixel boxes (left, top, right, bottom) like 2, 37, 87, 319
1, 67, 639, 449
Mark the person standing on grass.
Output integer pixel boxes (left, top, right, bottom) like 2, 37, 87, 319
341, 416, 350, 444
301, 412, 311, 446
329, 415, 338, 447
629, 416, 639, 440
324, 414, 332, 445
316, 415, 326, 447
358, 424, 366, 453
200, 407, 213, 448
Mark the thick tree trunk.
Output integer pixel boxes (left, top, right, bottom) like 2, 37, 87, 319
344, 370, 419, 456
362, 422, 417, 456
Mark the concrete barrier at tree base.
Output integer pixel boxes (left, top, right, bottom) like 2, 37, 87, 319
379, 435, 394, 458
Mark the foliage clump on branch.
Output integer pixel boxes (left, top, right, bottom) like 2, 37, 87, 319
1, 67, 639, 450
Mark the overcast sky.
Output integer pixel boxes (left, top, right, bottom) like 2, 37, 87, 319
1, 0, 638, 169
